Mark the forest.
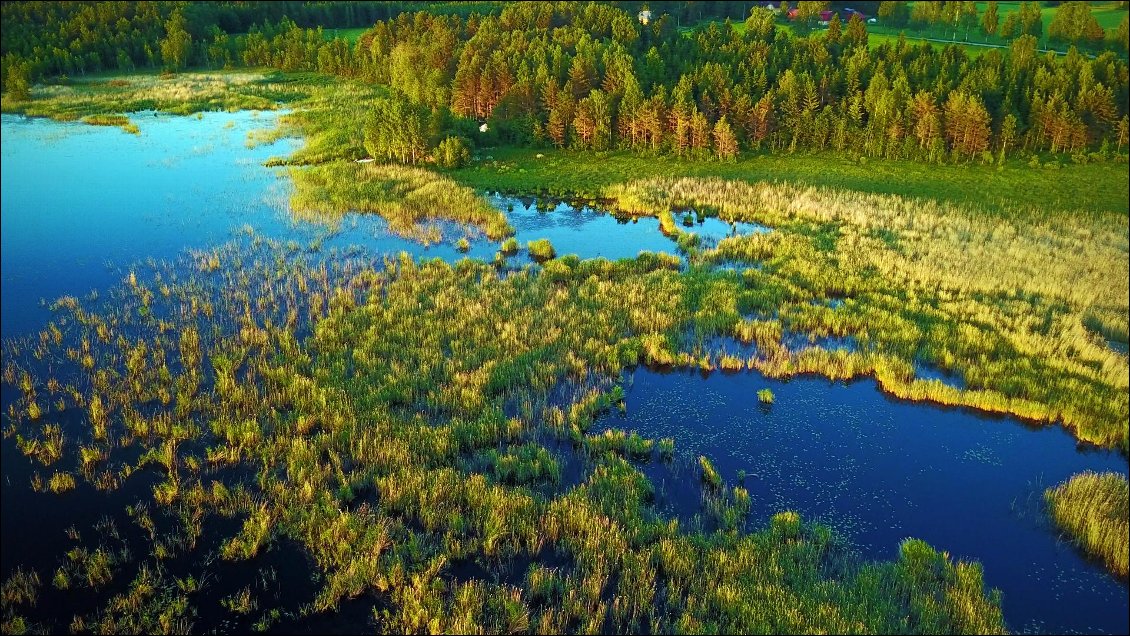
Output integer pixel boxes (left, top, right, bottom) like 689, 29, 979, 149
3, 1, 1129, 165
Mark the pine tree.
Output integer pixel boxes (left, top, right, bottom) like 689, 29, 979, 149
547, 89, 574, 148
689, 108, 711, 154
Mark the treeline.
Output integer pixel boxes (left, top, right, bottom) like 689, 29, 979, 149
353, 2, 1130, 162
0, 1, 505, 91
879, 0, 1129, 50
3, 1, 1130, 163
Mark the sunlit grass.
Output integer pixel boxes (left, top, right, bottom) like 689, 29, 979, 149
0, 234, 1007, 633
1045, 471, 1129, 578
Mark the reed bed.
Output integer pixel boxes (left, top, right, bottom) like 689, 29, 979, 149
0, 234, 1006, 634
2, 72, 287, 128
608, 177, 1130, 451
289, 162, 512, 240
1045, 471, 1129, 578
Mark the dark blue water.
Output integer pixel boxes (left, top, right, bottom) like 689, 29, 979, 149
3, 113, 1127, 634
599, 367, 1129, 634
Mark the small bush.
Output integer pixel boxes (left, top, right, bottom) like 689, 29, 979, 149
434, 136, 472, 169
527, 239, 556, 261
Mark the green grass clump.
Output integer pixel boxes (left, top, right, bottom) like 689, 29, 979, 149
1, 568, 40, 609
1045, 471, 1129, 578
757, 388, 775, 404
699, 455, 723, 490
483, 444, 561, 486
47, 472, 76, 494
584, 429, 654, 460
289, 162, 512, 241
527, 238, 556, 261
81, 114, 140, 135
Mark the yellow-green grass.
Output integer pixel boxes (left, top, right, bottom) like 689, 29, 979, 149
1045, 471, 1129, 577
80, 113, 140, 134
0, 71, 296, 129
606, 176, 1130, 450
1, 236, 1008, 633
289, 161, 513, 240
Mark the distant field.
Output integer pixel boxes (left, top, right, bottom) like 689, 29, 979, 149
684, 2, 1127, 57
322, 27, 368, 44
980, 1, 1127, 31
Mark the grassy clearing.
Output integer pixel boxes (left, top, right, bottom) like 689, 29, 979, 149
849, 2, 1125, 55
1045, 471, 1129, 577
451, 146, 1129, 219
321, 27, 368, 44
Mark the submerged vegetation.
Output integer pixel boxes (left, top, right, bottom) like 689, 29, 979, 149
1045, 471, 1129, 578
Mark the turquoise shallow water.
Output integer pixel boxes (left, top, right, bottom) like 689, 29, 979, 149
1, 112, 1127, 634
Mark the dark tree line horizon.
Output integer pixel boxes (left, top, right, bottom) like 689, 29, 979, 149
2, 1, 1128, 164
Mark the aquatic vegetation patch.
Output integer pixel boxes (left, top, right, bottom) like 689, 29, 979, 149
81, 114, 139, 135
526, 238, 556, 261
2, 72, 291, 128
1045, 471, 1129, 578
610, 177, 1130, 451
288, 161, 512, 241
0, 235, 1006, 634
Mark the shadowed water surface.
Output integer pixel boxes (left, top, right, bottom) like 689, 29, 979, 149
598, 367, 1129, 634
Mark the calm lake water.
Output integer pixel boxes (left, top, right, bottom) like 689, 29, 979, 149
598, 368, 1129, 634
1, 112, 1127, 634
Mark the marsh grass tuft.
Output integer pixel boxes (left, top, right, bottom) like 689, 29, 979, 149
1045, 471, 1129, 578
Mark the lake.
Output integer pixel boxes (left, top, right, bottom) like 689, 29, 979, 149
1, 112, 1126, 634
